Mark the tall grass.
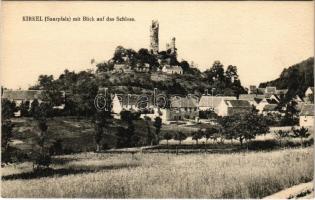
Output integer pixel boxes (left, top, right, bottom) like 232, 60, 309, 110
1, 148, 313, 198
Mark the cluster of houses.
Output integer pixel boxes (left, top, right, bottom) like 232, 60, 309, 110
2, 86, 314, 127
1, 89, 65, 117
111, 62, 183, 75
109, 86, 314, 127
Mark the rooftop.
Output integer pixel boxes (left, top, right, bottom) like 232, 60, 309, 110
199, 96, 236, 108
300, 104, 314, 116
224, 100, 251, 107
2, 90, 44, 100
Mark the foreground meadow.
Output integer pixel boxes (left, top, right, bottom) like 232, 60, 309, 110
1, 147, 313, 198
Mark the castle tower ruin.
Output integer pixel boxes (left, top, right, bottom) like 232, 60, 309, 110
170, 37, 176, 54
150, 20, 159, 54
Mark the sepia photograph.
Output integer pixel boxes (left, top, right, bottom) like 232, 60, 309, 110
0, 1, 314, 199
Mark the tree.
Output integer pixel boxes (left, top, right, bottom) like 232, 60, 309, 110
20, 101, 30, 117
192, 129, 203, 145
274, 130, 290, 147
33, 102, 53, 120
225, 65, 239, 85
113, 46, 126, 63
71, 71, 98, 117
94, 107, 111, 151
145, 116, 155, 146
219, 113, 269, 148
153, 117, 162, 143
1, 99, 16, 164
173, 131, 187, 145
120, 110, 134, 123
32, 117, 51, 169
206, 61, 225, 82
291, 127, 310, 147
281, 100, 299, 126
96, 61, 114, 73
204, 127, 218, 144
179, 60, 190, 72
1, 120, 14, 164
94, 113, 104, 152
1, 99, 16, 119
30, 99, 40, 117
29, 101, 54, 170
163, 132, 173, 148
38, 75, 54, 89
119, 110, 139, 147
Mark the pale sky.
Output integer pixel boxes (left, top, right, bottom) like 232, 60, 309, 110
1, 1, 314, 89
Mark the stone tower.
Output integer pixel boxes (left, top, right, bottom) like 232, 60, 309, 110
170, 37, 176, 54
150, 20, 159, 54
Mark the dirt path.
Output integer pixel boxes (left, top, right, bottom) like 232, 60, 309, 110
263, 181, 313, 199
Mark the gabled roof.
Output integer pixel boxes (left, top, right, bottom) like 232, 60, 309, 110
199, 96, 236, 108
254, 98, 263, 104
276, 89, 288, 95
265, 93, 281, 100
163, 65, 183, 71
265, 87, 277, 94
224, 100, 251, 107
266, 98, 278, 104
257, 88, 266, 94
263, 104, 278, 111
293, 95, 304, 102
239, 94, 264, 101
171, 96, 198, 108
300, 104, 314, 116
2, 90, 44, 100
305, 87, 314, 94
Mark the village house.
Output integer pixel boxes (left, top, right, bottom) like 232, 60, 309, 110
142, 95, 200, 123
264, 86, 277, 94
161, 65, 183, 75
304, 86, 314, 104
2, 89, 65, 116
146, 95, 199, 123
254, 86, 288, 98
256, 97, 279, 113
248, 85, 257, 94
198, 95, 236, 113
112, 94, 199, 123
112, 94, 154, 115
262, 104, 280, 116
264, 93, 281, 103
135, 63, 150, 73
239, 94, 264, 107
2, 90, 44, 106
217, 99, 252, 116
112, 63, 133, 73
299, 104, 314, 127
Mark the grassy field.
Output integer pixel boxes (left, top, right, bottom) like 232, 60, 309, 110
1, 147, 313, 198
10, 116, 157, 154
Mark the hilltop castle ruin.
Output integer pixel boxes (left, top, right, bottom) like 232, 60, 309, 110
149, 20, 159, 54
150, 20, 177, 56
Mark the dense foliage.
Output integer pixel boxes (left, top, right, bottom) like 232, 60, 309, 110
259, 57, 314, 101
27, 46, 247, 117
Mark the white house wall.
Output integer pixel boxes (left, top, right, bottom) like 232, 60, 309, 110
299, 116, 314, 127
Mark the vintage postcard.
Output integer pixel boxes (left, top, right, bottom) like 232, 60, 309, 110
0, 1, 314, 199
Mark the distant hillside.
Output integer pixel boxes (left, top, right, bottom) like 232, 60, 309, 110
259, 57, 314, 100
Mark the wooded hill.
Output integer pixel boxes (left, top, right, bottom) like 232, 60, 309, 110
259, 57, 314, 101
95, 46, 246, 96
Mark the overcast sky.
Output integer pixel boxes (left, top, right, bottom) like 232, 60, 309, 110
1, 1, 313, 89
